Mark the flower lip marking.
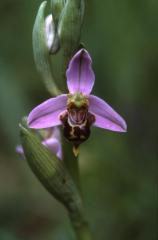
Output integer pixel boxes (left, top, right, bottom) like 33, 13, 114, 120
68, 106, 88, 125
60, 109, 95, 153
27, 48, 127, 155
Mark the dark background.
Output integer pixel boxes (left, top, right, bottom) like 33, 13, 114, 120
0, 0, 157, 239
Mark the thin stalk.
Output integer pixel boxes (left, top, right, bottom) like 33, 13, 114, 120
63, 138, 94, 240
71, 220, 93, 240
63, 138, 80, 191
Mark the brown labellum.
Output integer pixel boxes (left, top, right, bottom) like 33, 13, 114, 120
60, 104, 95, 156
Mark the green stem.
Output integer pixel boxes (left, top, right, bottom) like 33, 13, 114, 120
63, 139, 93, 240
59, 0, 92, 236
71, 220, 93, 240
63, 138, 80, 190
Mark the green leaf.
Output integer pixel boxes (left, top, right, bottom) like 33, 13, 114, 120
32, 1, 60, 96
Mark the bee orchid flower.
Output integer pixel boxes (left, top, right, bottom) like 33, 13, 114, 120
28, 49, 127, 155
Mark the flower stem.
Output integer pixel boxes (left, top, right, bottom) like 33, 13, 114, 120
63, 138, 93, 240
71, 220, 94, 240
63, 139, 80, 190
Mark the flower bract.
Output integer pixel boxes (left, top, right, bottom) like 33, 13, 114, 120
16, 127, 62, 160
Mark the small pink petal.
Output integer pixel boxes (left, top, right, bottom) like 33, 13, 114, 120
45, 14, 54, 50
16, 129, 62, 160
50, 126, 61, 141
16, 145, 25, 159
28, 94, 67, 129
66, 49, 95, 95
43, 138, 62, 160
89, 95, 127, 132
16, 145, 24, 155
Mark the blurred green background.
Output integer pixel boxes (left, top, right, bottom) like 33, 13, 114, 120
0, 0, 157, 239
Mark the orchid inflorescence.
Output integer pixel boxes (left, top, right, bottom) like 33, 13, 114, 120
18, 1, 127, 239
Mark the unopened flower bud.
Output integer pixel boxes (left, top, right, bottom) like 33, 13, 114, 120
51, 0, 65, 27
32, 1, 60, 96
59, 0, 85, 53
